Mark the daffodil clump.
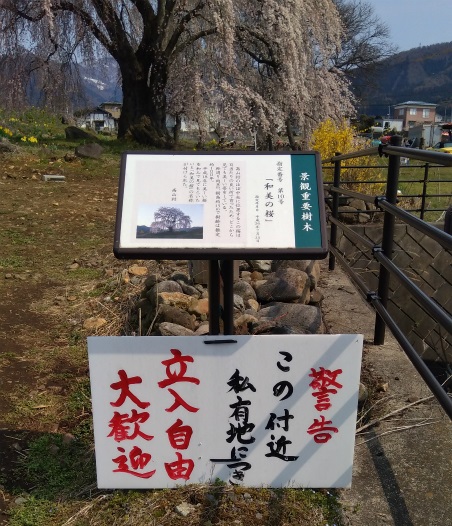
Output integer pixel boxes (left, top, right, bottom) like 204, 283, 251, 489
20, 135, 39, 143
0, 125, 14, 138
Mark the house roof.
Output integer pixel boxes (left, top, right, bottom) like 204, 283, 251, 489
89, 108, 114, 116
394, 101, 437, 108
99, 101, 122, 106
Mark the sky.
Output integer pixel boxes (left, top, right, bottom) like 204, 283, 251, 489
371, 0, 452, 52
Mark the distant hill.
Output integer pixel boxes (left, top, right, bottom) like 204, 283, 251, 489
354, 42, 452, 118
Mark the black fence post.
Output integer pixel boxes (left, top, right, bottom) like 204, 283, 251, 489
445, 206, 452, 234
420, 162, 429, 221
329, 152, 342, 271
209, 260, 221, 335
374, 135, 402, 345
220, 259, 235, 335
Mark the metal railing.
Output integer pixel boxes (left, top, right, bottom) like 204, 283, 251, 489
323, 136, 452, 419
323, 145, 452, 220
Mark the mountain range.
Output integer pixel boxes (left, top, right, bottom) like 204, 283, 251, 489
354, 41, 452, 119
77, 61, 121, 108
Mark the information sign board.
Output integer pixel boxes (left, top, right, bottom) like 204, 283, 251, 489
88, 334, 363, 489
113, 151, 327, 259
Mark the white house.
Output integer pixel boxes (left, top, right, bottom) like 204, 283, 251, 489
81, 103, 121, 132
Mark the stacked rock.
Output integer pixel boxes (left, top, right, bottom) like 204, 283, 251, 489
131, 259, 325, 337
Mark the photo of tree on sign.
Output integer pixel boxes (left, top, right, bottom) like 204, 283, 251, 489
136, 205, 203, 239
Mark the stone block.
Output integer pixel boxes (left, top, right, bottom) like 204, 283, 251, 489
42, 174, 66, 182
351, 255, 373, 270
430, 250, 452, 278
362, 225, 383, 244
338, 205, 360, 224
393, 224, 409, 244
359, 269, 378, 291
75, 142, 104, 159
409, 332, 437, 361
419, 329, 451, 360
402, 297, 430, 326
272, 260, 321, 290
392, 247, 414, 270
416, 279, 436, 298
401, 235, 429, 263
413, 311, 438, 337
255, 268, 310, 304
407, 227, 426, 244
418, 235, 443, 259
338, 235, 357, 257
257, 303, 323, 334
358, 213, 370, 223
349, 198, 367, 211
441, 296, 452, 316
413, 266, 446, 291
388, 302, 415, 333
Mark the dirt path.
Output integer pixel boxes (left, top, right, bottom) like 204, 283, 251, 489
318, 258, 452, 526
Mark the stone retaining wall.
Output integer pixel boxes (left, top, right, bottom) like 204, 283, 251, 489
336, 223, 452, 363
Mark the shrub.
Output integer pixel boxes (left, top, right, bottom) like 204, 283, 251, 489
310, 119, 385, 195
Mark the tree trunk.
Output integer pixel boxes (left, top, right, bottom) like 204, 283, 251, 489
266, 134, 274, 151
286, 118, 298, 150
117, 58, 173, 148
173, 114, 182, 144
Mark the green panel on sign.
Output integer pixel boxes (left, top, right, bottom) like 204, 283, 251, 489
291, 155, 323, 248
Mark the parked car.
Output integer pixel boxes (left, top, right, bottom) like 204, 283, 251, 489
429, 141, 452, 154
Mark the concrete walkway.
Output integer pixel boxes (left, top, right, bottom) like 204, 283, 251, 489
318, 259, 452, 526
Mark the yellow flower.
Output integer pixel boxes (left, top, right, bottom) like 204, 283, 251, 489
28, 136, 38, 143
310, 119, 384, 195
0, 126, 13, 136
21, 136, 27, 142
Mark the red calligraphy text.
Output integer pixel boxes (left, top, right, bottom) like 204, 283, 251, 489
166, 418, 193, 450
158, 349, 200, 388
110, 369, 150, 409
165, 388, 199, 413
112, 445, 156, 478
164, 452, 194, 480
309, 367, 343, 411
108, 409, 154, 442
307, 415, 339, 444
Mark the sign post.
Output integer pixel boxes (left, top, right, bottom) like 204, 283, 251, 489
98, 151, 364, 488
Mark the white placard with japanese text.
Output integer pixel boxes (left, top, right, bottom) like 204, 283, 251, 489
114, 152, 326, 256
88, 334, 362, 489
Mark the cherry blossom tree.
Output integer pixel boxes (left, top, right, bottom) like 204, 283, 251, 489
0, 0, 355, 147
154, 207, 191, 232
